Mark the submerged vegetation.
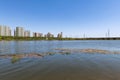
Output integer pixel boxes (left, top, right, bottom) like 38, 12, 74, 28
55, 48, 120, 54
0, 48, 120, 63
11, 55, 21, 64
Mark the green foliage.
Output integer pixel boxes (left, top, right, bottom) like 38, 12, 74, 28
0, 36, 2, 40
11, 56, 21, 64
0, 36, 120, 41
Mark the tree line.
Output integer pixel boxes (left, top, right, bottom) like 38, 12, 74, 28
0, 36, 120, 41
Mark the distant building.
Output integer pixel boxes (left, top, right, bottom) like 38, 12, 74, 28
57, 32, 63, 38
38, 33, 43, 37
33, 32, 36, 37
0, 25, 11, 36
33, 32, 43, 37
46, 32, 54, 38
14, 29, 16, 37
14, 27, 24, 37
0, 25, 63, 38
44, 34, 47, 37
24, 30, 30, 37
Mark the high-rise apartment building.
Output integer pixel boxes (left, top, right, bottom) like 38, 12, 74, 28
0, 25, 11, 36
57, 32, 63, 38
38, 33, 43, 37
24, 30, 30, 37
46, 32, 54, 38
33, 32, 43, 37
15, 27, 24, 37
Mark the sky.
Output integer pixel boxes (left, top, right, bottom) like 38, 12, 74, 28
0, 0, 120, 37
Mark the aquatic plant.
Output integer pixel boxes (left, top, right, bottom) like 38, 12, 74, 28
46, 52, 55, 56
11, 56, 21, 64
55, 48, 119, 54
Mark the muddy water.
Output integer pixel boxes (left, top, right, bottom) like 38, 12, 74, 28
0, 40, 120, 80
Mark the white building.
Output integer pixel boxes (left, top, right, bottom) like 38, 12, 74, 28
24, 30, 30, 37
57, 32, 63, 38
46, 32, 54, 38
15, 27, 24, 37
33, 32, 43, 37
0, 25, 11, 36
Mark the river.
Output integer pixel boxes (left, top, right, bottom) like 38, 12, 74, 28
0, 40, 120, 80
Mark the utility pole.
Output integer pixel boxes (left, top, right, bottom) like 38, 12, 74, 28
83, 33, 86, 38
108, 29, 110, 38
105, 32, 107, 38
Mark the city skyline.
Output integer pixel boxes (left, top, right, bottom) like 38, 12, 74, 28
0, 0, 120, 37
0, 25, 63, 38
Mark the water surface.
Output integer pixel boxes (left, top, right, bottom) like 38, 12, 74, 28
0, 40, 120, 80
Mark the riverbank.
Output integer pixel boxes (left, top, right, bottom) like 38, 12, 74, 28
1, 36, 120, 41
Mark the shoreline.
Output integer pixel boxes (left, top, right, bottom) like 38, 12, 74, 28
1, 36, 120, 41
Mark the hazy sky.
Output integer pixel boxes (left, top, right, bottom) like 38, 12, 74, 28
0, 0, 120, 37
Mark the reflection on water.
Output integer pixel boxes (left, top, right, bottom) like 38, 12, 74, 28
0, 40, 120, 80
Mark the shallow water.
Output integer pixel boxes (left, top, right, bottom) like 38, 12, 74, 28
0, 40, 120, 80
